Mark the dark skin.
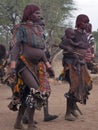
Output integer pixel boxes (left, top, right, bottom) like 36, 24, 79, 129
9, 6, 55, 130
60, 15, 92, 121
10, 8, 47, 130
60, 28, 88, 51
30, 10, 41, 22
60, 27, 90, 63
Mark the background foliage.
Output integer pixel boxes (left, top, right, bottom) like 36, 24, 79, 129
0, 0, 76, 48
0, 0, 98, 54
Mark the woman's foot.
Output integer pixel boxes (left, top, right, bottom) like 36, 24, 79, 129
65, 114, 76, 121
22, 115, 37, 124
14, 122, 22, 129
28, 124, 41, 130
71, 110, 78, 117
44, 114, 58, 121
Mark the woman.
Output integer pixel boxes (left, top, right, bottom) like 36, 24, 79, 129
9, 4, 54, 130
59, 14, 93, 121
22, 17, 58, 124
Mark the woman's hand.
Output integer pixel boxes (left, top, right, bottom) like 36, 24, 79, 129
10, 68, 16, 77
47, 67, 55, 78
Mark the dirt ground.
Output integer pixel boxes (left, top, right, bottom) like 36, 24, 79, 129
0, 60, 98, 130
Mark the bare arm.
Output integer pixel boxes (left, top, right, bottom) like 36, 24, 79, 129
59, 39, 74, 52
10, 42, 22, 68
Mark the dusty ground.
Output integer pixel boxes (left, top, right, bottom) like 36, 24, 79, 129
0, 60, 98, 130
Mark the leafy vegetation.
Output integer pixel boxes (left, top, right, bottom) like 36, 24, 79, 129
0, 0, 97, 56
0, 0, 76, 48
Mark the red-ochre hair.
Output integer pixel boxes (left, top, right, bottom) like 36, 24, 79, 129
22, 4, 40, 22
75, 14, 89, 28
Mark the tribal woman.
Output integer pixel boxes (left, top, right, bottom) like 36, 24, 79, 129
59, 14, 93, 121
9, 4, 55, 130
